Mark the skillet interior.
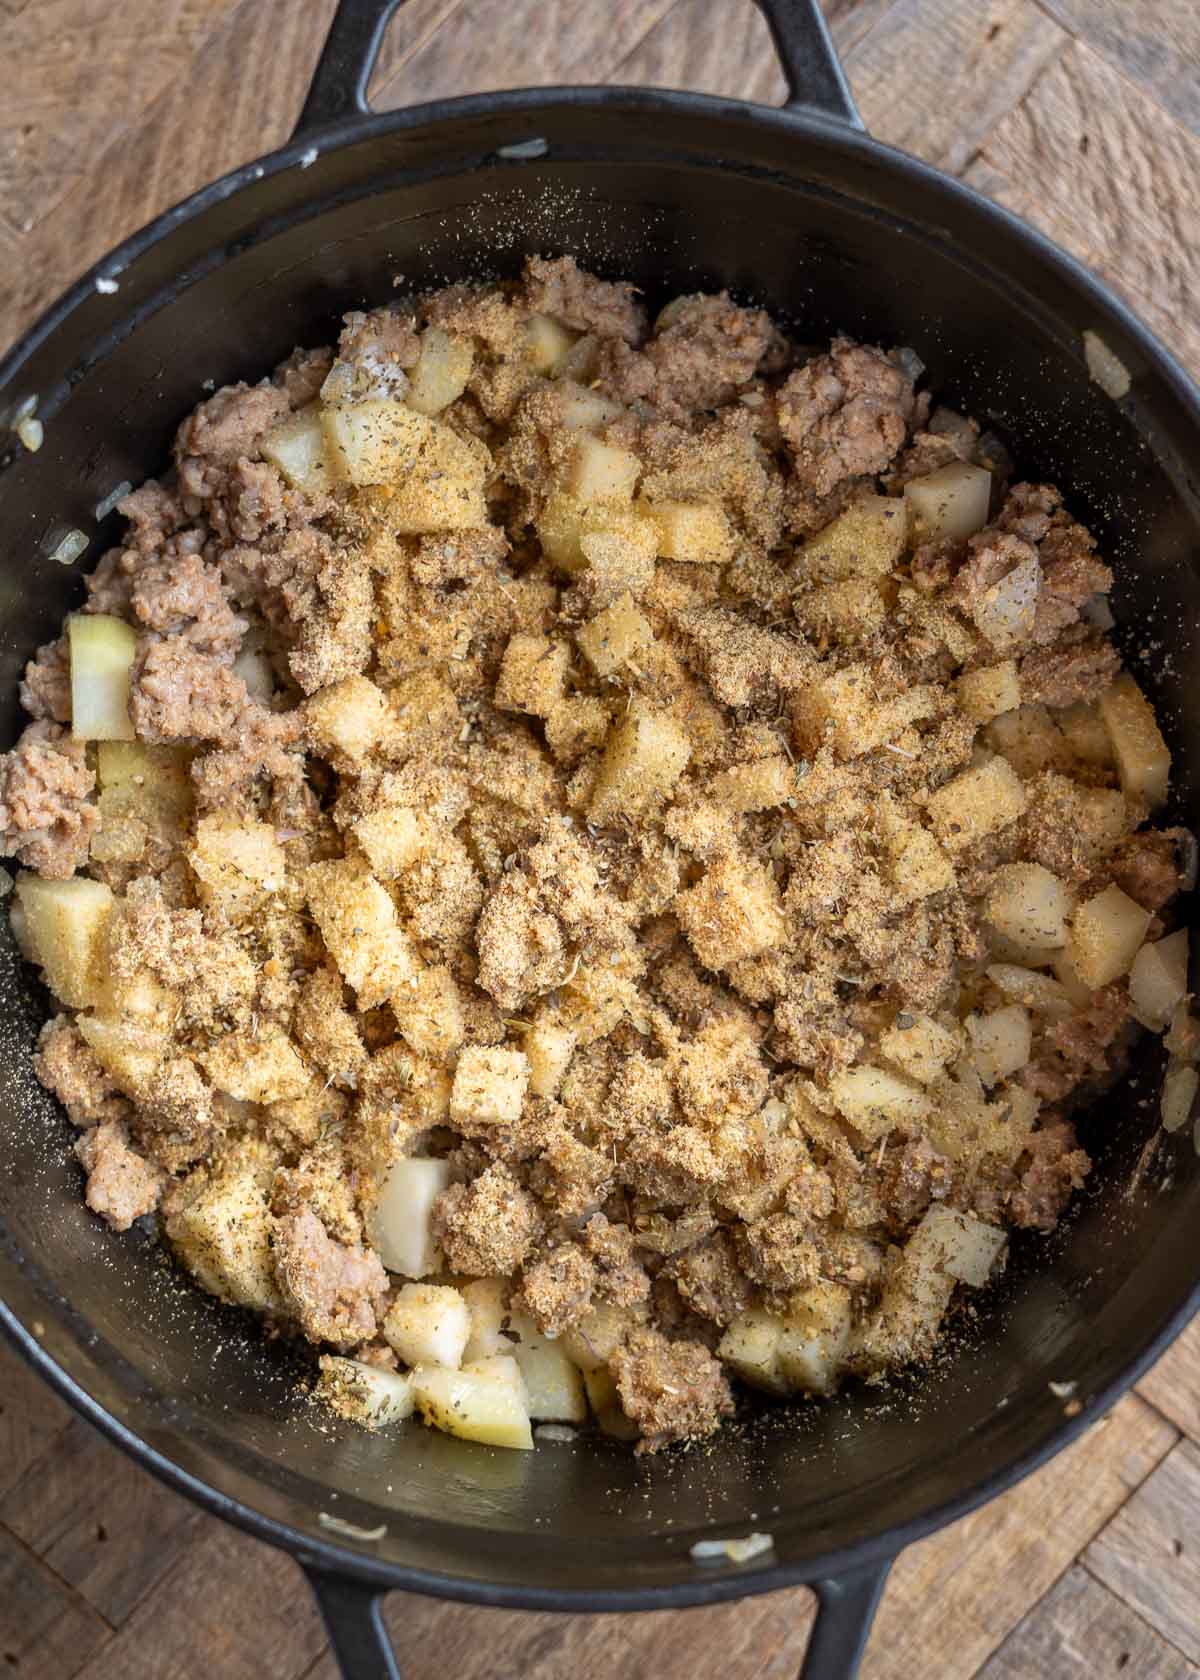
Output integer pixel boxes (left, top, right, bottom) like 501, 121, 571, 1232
1, 93, 1198, 1605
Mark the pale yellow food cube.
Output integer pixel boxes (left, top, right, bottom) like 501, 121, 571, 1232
536, 490, 587, 569
189, 816, 288, 921
303, 858, 420, 1009
367, 1156, 453, 1278
96, 740, 191, 816
914, 1205, 1007, 1288
14, 873, 113, 1009
925, 756, 1028, 851
577, 593, 654, 678
164, 1145, 280, 1312
640, 498, 735, 565
588, 700, 691, 824
76, 1014, 166, 1098
305, 674, 391, 762
1068, 882, 1152, 989
316, 1357, 414, 1427
69, 613, 138, 742
904, 461, 992, 540
384, 1282, 471, 1369
985, 862, 1071, 950
885, 819, 955, 906
577, 506, 659, 597
709, 755, 795, 814
260, 403, 331, 494
879, 1013, 961, 1084
829, 1064, 932, 1139
321, 397, 432, 484
957, 661, 1020, 724
675, 851, 784, 972
494, 634, 569, 716
796, 666, 941, 760
523, 1012, 577, 1098
406, 327, 474, 416
793, 576, 887, 643
411, 1355, 533, 1450
966, 1004, 1032, 1088
204, 1029, 310, 1104
798, 494, 909, 580
352, 804, 425, 879
777, 1282, 853, 1395
1162, 1065, 1199, 1133
393, 963, 464, 1062
564, 435, 640, 505
523, 313, 576, 375
386, 425, 490, 533
544, 694, 611, 764
559, 1303, 640, 1373
449, 1045, 530, 1127
986, 704, 1068, 778
506, 1309, 587, 1423
1129, 930, 1189, 1032
1099, 674, 1170, 807
716, 1311, 787, 1396
1054, 700, 1113, 767
558, 382, 624, 433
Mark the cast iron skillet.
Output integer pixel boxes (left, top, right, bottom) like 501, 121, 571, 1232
1, 1, 1199, 1675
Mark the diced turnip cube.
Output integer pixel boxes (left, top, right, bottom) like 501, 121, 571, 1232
368, 1156, 453, 1279
383, 1282, 471, 1369
69, 613, 137, 742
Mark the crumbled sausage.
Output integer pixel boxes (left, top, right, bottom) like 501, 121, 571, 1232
433, 1163, 542, 1276
273, 1208, 388, 1348
74, 1121, 165, 1231
34, 1016, 128, 1127
610, 1326, 734, 1452
0, 722, 97, 877
776, 337, 915, 498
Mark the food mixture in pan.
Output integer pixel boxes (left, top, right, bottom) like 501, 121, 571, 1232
6, 257, 1194, 1453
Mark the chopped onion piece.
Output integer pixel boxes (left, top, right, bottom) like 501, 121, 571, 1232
1083, 329, 1131, 399
1162, 1064, 1198, 1133
48, 528, 89, 567
17, 417, 43, 452
690, 1533, 775, 1566
94, 480, 133, 521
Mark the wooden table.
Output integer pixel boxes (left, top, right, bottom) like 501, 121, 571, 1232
3, 1, 1200, 1675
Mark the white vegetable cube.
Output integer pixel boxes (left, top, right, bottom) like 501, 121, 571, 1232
987, 705, 1068, 778
716, 1311, 787, 1395
406, 328, 474, 416
674, 850, 784, 971
985, 963, 1074, 1020
189, 816, 288, 921
69, 613, 137, 742
777, 1283, 853, 1395
321, 397, 432, 485
536, 491, 587, 570
641, 499, 735, 565
926, 756, 1028, 852
393, 963, 464, 1061
1068, 883, 1152, 990
558, 1303, 636, 1373
829, 1064, 932, 1139
879, 1012, 960, 1084
588, 700, 691, 825
1099, 674, 1170, 807
261, 403, 331, 494
462, 1278, 514, 1363
164, 1149, 279, 1312
1129, 930, 1189, 1032
564, 435, 640, 505
1055, 700, 1113, 767
904, 462, 992, 540
14, 873, 113, 1009
367, 1156, 453, 1278
383, 1282, 471, 1369
523, 313, 576, 375
1162, 1064, 1198, 1133
985, 862, 1071, 951
557, 382, 624, 434
577, 593, 654, 678
76, 1015, 166, 1097
493, 634, 569, 717
352, 804, 425, 879
966, 1004, 1031, 1088
957, 661, 1020, 724
303, 859, 420, 1009
317, 1357, 414, 1427
523, 1013, 577, 1098
388, 424, 491, 534
411, 1355, 533, 1450
204, 1029, 310, 1104
305, 675, 391, 762
913, 1206, 1007, 1288
449, 1046, 530, 1127
577, 507, 659, 596
506, 1310, 587, 1423
798, 494, 909, 580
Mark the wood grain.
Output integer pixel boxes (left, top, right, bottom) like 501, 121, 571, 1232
963, 36, 1200, 380
1085, 1439, 1200, 1665
0, 1339, 73, 1501
0, 1525, 111, 1680
71, 1521, 327, 1680
1035, 0, 1200, 136
0, 1415, 200, 1623
977, 1565, 1199, 1680
859, 1396, 1178, 1680
1138, 1316, 1200, 1446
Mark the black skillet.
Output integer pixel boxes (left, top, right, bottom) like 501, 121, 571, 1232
1, 2, 1198, 1675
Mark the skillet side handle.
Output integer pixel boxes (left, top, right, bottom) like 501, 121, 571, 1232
294, 0, 405, 137
753, 0, 864, 128
798, 1558, 892, 1680
305, 1568, 404, 1680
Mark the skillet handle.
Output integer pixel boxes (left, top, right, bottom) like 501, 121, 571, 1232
305, 1568, 403, 1680
798, 1558, 892, 1680
294, 0, 863, 138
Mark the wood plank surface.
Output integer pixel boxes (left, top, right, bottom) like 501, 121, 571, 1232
4, 1, 1200, 1677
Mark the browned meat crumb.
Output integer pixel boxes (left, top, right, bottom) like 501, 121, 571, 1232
74, 1121, 165, 1231
34, 1016, 128, 1127
1107, 828, 1186, 912
0, 722, 97, 877
273, 1209, 389, 1348
776, 337, 915, 498
433, 1163, 542, 1276
523, 255, 646, 344
1008, 1121, 1091, 1231
20, 639, 72, 724
610, 1326, 734, 1452
1018, 638, 1121, 707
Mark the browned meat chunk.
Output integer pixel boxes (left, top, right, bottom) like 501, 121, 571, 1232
0, 723, 97, 878
34, 1016, 128, 1127
516, 1242, 597, 1337
74, 1121, 166, 1231
610, 1326, 734, 1452
20, 639, 71, 725
433, 1164, 542, 1276
1008, 1121, 1090, 1231
130, 550, 246, 661
776, 337, 915, 498
523, 254, 646, 344
1018, 638, 1120, 708
129, 641, 249, 742
273, 1208, 388, 1348
667, 1230, 753, 1326
1107, 828, 1187, 912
